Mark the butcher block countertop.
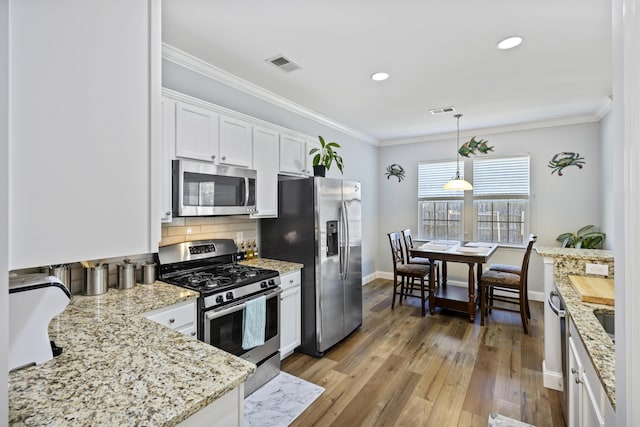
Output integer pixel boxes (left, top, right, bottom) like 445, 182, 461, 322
9, 281, 255, 427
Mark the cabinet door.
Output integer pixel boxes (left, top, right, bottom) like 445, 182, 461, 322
568, 337, 583, 427
219, 115, 252, 168
279, 271, 302, 360
175, 102, 219, 162
280, 286, 301, 360
9, 0, 161, 269
251, 126, 278, 218
582, 375, 605, 427
160, 97, 176, 223
279, 134, 306, 175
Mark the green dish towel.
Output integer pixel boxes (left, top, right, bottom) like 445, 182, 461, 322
242, 295, 266, 350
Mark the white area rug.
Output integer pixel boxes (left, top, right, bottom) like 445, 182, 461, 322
244, 372, 324, 427
488, 412, 535, 427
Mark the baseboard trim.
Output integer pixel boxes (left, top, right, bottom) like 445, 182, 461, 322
362, 272, 377, 285
542, 360, 564, 391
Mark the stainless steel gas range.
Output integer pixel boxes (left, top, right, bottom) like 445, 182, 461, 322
156, 239, 281, 397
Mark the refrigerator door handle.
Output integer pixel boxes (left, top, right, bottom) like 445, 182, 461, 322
342, 201, 350, 280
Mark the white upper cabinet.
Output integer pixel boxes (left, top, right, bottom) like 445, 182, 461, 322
219, 115, 252, 168
251, 126, 279, 218
279, 134, 307, 175
9, 0, 161, 269
175, 102, 219, 162
161, 97, 177, 223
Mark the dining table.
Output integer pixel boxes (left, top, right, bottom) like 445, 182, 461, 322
410, 240, 498, 322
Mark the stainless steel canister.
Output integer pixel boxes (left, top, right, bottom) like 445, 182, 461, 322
117, 259, 137, 290
83, 265, 109, 296
141, 261, 157, 284
48, 265, 71, 291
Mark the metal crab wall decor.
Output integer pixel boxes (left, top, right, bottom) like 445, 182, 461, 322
548, 152, 586, 176
458, 136, 494, 157
385, 164, 405, 182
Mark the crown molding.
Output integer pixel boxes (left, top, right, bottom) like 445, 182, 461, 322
162, 43, 379, 146
594, 95, 614, 120
379, 112, 607, 147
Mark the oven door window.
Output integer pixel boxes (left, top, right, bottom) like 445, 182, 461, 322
206, 295, 278, 356
183, 172, 246, 207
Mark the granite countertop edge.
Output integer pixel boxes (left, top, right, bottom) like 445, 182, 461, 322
536, 246, 614, 260
555, 275, 616, 408
9, 281, 255, 426
238, 257, 304, 274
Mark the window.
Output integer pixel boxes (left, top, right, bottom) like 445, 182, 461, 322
417, 155, 530, 245
473, 155, 530, 245
417, 161, 464, 240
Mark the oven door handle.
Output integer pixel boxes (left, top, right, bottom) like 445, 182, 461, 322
205, 288, 282, 320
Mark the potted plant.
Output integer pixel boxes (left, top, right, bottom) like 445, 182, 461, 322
556, 225, 606, 249
309, 135, 344, 177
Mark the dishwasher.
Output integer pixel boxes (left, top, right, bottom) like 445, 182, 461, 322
548, 290, 567, 421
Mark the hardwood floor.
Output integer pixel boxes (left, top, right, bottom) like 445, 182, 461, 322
282, 279, 565, 427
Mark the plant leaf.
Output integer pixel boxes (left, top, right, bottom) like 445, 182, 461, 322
576, 225, 595, 237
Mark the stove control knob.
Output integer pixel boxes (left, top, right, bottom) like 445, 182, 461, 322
268, 279, 276, 287
215, 295, 224, 304
225, 291, 234, 300
260, 281, 268, 289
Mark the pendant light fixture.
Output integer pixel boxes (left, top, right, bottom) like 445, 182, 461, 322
443, 114, 473, 191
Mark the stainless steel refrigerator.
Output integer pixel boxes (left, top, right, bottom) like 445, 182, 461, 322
260, 177, 362, 357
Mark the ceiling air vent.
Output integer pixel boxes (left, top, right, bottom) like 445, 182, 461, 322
429, 106, 456, 115
266, 55, 301, 72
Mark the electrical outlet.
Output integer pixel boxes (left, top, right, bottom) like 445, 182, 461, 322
586, 263, 609, 276
236, 232, 243, 243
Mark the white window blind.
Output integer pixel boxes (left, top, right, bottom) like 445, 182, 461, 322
473, 156, 530, 197
418, 160, 465, 199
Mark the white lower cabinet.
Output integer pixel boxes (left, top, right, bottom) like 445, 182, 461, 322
143, 300, 197, 338
279, 270, 302, 359
568, 317, 612, 427
178, 384, 244, 427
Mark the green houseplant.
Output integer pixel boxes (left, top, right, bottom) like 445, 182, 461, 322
309, 135, 344, 177
556, 225, 606, 249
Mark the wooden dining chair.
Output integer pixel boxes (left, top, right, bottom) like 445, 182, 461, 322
480, 234, 537, 333
401, 229, 441, 286
387, 231, 432, 316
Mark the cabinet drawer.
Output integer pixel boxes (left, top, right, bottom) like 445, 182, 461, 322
280, 270, 301, 291
145, 300, 195, 331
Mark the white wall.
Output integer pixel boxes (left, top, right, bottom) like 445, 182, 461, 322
600, 108, 618, 250
377, 122, 603, 295
162, 59, 379, 279
1, 0, 8, 422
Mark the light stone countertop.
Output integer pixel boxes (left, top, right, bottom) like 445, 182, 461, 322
239, 258, 303, 274
9, 281, 255, 427
536, 247, 616, 408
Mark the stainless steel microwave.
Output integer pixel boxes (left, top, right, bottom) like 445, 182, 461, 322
172, 160, 257, 216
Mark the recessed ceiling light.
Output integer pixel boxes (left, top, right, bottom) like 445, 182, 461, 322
497, 36, 523, 50
371, 72, 389, 81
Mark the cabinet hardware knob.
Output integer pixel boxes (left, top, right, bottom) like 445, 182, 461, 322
169, 318, 175, 324
211, 155, 216, 159
575, 377, 582, 384
191, 331, 196, 336
222, 156, 226, 161
571, 368, 578, 374
289, 280, 294, 283
165, 211, 171, 216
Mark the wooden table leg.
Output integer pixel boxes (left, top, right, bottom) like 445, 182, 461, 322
467, 262, 475, 322
429, 258, 436, 314
442, 261, 448, 287
476, 262, 483, 309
